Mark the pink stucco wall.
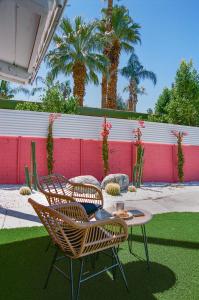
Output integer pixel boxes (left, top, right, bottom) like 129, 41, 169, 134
1, 136, 199, 184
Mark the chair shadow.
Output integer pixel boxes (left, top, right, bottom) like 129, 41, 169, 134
0, 208, 41, 223
0, 236, 176, 300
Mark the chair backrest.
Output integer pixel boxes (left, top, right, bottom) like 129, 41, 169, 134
38, 174, 73, 196
29, 198, 86, 258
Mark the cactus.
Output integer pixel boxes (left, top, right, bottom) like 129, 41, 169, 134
31, 141, 38, 191
133, 147, 144, 188
24, 165, 31, 190
19, 186, 31, 195
105, 183, 120, 196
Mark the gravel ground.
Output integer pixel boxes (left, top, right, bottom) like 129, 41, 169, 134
1, 183, 199, 229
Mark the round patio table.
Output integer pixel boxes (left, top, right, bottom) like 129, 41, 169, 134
95, 207, 153, 270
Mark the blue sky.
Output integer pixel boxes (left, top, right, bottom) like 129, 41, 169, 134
16, 0, 199, 113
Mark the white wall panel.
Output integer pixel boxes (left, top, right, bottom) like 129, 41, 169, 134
0, 109, 199, 145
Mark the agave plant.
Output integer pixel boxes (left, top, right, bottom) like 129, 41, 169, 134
99, 5, 141, 109
46, 17, 108, 106
121, 52, 157, 111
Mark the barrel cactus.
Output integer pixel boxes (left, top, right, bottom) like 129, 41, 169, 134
105, 183, 120, 196
19, 186, 31, 196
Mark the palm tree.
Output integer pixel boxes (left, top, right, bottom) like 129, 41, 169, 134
101, 0, 113, 108
99, 6, 141, 109
46, 17, 107, 106
121, 52, 157, 112
0, 80, 28, 99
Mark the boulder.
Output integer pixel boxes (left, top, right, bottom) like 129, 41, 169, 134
69, 175, 101, 190
101, 174, 129, 191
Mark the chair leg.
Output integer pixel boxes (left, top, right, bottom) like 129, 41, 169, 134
128, 226, 133, 254
76, 259, 84, 300
45, 238, 51, 252
112, 247, 129, 292
43, 247, 58, 289
141, 225, 150, 270
69, 258, 74, 300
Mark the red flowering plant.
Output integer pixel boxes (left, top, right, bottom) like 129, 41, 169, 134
101, 117, 112, 176
132, 121, 145, 187
47, 113, 61, 174
171, 130, 188, 183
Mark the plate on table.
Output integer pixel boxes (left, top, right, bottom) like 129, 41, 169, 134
112, 210, 133, 220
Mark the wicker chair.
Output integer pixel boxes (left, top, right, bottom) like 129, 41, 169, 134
38, 174, 103, 218
28, 199, 129, 300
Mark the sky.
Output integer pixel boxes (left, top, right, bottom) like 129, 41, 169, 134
15, 0, 199, 113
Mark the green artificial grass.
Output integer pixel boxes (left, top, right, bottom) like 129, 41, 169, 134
0, 213, 199, 300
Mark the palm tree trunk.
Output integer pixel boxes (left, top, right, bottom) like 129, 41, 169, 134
107, 39, 120, 109
128, 80, 138, 112
72, 63, 86, 106
101, 73, 108, 108
101, 0, 113, 108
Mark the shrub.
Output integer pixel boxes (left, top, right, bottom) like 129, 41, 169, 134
128, 185, 136, 192
16, 102, 41, 111
105, 183, 120, 196
19, 186, 31, 195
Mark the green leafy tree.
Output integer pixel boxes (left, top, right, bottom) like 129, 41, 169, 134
155, 88, 172, 115
154, 60, 199, 126
46, 17, 107, 106
121, 52, 156, 112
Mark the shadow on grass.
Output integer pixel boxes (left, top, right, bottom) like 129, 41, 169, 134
131, 234, 199, 250
0, 236, 176, 300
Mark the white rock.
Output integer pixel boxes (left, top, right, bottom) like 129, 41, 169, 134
101, 174, 129, 191
69, 175, 101, 189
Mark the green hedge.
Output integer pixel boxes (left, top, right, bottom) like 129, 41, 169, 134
0, 99, 148, 120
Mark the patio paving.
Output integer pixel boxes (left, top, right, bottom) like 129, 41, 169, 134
0, 184, 199, 229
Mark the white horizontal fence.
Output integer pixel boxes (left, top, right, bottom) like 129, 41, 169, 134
0, 109, 199, 145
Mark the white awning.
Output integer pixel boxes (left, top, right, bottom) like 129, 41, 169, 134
0, 0, 67, 84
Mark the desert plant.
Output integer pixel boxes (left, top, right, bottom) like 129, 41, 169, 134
105, 182, 120, 195
133, 120, 145, 187
101, 117, 112, 176
19, 186, 31, 196
47, 113, 61, 174
171, 130, 188, 182
128, 185, 136, 192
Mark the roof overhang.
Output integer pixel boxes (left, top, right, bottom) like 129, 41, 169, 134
0, 0, 67, 84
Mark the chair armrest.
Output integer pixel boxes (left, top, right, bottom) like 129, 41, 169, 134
69, 182, 104, 207
80, 217, 128, 256
50, 202, 89, 222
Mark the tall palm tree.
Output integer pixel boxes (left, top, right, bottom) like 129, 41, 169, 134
0, 80, 28, 99
121, 52, 157, 112
46, 17, 107, 106
101, 0, 113, 108
99, 6, 141, 109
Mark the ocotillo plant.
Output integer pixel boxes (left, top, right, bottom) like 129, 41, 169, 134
171, 130, 188, 183
101, 116, 112, 176
47, 113, 61, 174
133, 120, 145, 188
24, 141, 38, 190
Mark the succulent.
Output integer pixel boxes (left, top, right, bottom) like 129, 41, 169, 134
19, 186, 32, 196
128, 185, 137, 192
105, 183, 120, 196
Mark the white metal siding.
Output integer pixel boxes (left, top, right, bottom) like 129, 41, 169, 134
0, 109, 199, 145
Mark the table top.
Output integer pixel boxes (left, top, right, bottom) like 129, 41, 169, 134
95, 206, 153, 227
